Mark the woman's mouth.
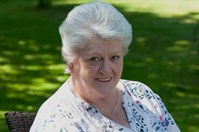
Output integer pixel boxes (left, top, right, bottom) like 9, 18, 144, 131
96, 77, 112, 82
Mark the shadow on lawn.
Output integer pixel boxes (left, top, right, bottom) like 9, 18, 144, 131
0, 1, 199, 131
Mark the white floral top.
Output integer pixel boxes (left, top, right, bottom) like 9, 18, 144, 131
30, 78, 180, 132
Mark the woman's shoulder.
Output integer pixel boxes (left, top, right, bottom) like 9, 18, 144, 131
119, 79, 149, 89
34, 80, 71, 117
120, 79, 150, 87
119, 79, 156, 99
30, 81, 72, 131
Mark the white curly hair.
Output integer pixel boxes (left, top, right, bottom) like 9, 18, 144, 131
59, 0, 132, 73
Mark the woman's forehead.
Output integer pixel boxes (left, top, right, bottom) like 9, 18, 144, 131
82, 38, 123, 54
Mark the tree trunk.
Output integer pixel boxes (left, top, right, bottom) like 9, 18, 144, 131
38, 0, 51, 9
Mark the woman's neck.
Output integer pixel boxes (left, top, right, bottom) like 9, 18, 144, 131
92, 88, 119, 116
70, 79, 131, 129
69, 78, 120, 115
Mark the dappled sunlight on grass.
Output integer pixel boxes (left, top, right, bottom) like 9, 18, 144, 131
1, 0, 199, 131
111, 0, 199, 19
167, 40, 191, 52
121, 2, 199, 129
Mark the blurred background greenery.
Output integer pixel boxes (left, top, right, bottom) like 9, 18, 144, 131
0, 0, 199, 131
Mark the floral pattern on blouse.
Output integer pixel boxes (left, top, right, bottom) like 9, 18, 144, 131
30, 78, 180, 132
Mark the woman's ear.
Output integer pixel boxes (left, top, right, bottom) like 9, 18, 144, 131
68, 63, 74, 73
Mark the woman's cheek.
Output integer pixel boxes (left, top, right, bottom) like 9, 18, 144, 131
85, 65, 99, 75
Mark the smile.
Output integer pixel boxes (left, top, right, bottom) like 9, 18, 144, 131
96, 77, 112, 82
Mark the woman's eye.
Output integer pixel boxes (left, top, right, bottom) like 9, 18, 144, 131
89, 57, 101, 62
112, 55, 120, 61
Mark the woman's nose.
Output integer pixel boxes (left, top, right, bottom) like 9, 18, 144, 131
99, 59, 112, 75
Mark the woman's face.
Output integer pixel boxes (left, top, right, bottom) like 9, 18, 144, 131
70, 37, 124, 100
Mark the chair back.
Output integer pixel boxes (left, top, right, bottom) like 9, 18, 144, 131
5, 111, 36, 132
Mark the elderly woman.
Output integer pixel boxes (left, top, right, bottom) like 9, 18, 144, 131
30, 1, 180, 132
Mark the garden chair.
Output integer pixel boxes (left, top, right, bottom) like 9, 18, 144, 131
4, 111, 36, 132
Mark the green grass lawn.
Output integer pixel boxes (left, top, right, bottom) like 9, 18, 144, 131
0, 0, 199, 131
